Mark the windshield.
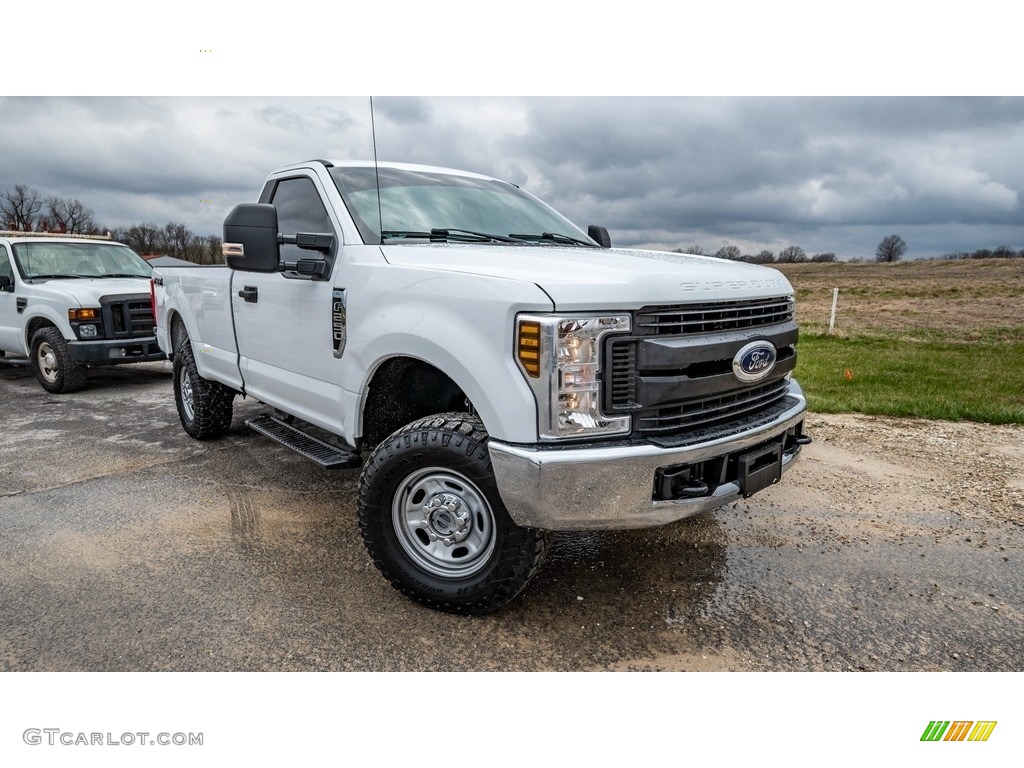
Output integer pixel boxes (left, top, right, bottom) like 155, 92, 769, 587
329, 166, 595, 246
12, 242, 153, 280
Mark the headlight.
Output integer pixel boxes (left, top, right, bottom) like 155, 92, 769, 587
517, 313, 631, 440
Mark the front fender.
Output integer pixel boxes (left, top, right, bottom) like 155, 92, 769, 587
341, 267, 553, 444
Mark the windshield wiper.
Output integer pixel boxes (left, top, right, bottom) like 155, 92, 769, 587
509, 232, 597, 247
28, 274, 83, 280
101, 273, 150, 278
381, 228, 520, 244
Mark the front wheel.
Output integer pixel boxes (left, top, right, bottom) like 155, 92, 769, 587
173, 339, 235, 439
30, 327, 87, 393
358, 413, 549, 614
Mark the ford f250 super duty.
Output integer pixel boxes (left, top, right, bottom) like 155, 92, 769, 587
153, 160, 810, 614
1, 231, 162, 392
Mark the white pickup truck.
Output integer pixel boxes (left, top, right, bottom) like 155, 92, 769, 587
154, 160, 809, 614
0, 231, 163, 392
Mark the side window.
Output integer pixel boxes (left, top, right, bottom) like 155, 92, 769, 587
0, 246, 13, 283
270, 177, 334, 264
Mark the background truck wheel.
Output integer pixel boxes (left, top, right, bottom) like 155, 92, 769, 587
30, 327, 87, 393
358, 412, 549, 615
173, 339, 235, 439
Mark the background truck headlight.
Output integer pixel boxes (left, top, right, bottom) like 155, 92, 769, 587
517, 314, 631, 439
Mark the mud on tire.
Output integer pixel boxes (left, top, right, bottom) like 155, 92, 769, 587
173, 339, 235, 439
30, 326, 87, 393
358, 412, 549, 615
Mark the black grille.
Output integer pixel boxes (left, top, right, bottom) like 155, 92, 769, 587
635, 378, 791, 434
101, 293, 155, 339
604, 296, 797, 439
636, 297, 794, 336
609, 340, 637, 409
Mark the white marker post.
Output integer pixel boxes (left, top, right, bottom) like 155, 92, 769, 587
829, 288, 839, 333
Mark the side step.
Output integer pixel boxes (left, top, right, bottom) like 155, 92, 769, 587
246, 414, 361, 469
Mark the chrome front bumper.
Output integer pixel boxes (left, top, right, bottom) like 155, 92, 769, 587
488, 382, 807, 531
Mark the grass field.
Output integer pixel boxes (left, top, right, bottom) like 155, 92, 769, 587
772, 259, 1024, 424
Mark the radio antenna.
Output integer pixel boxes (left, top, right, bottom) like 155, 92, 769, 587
370, 96, 383, 245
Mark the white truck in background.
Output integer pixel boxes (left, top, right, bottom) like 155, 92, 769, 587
0, 232, 162, 392
153, 160, 810, 614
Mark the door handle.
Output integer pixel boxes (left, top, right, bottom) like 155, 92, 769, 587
238, 286, 258, 303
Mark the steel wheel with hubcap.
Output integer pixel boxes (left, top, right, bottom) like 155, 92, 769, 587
392, 467, 497, 579
359, 412, 549, 614
29, 326, 87, 393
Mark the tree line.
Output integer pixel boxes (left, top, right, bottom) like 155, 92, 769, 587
1, 184, 223, 264
5, 184, 1021, 265
677, 233, 1022, 264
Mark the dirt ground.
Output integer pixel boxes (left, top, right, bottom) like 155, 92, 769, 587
775, 258, 1024, 340
1, 362, 1021, 672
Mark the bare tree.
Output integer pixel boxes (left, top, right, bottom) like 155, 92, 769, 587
1, 185, 44, 231
777, 245, 807, 263
673, 244, 704, 255
714, 245, 742, 261
875, 234, 907, 262
159, 222, 201, 261
44, 196, 99, 234
196, 235, 223, 264
751, 249, 775, 264
113, 223, 164, 255
810, 252, 837, 263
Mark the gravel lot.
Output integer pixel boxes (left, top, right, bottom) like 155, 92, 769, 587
1, 360, 1022, 671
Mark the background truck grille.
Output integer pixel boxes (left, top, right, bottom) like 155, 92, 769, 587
101, 294, 155, 339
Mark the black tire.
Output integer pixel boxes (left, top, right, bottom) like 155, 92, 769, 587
30, 327, 87, 393
173, 339, 235, 439
358, 412, 549, 615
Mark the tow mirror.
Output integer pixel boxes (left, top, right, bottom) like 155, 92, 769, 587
223, 203, 281, 272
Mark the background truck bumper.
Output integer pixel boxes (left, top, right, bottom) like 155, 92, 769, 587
69, 336, 165, 365
488, 382, 807, 531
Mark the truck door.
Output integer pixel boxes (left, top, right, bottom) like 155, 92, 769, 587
0, 245, 22, 353
231, 174, 346, 433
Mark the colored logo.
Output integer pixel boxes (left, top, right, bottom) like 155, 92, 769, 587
732, 341, 777, 383
921, 721, 997, 742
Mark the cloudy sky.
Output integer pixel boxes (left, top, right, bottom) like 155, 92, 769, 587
2, 96, 1021, 260
4, 4, 1022, 261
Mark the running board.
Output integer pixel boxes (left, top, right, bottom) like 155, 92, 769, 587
246, 414, 361, 469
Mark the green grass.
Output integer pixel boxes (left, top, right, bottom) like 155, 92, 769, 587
796, 334, 1024, 424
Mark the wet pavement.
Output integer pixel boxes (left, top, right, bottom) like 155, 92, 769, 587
1, 360, 1022, 671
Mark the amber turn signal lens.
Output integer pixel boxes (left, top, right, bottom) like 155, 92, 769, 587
517, 320, 541, 377
69, 308, 100, 321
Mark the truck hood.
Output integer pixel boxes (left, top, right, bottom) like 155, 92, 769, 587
25, 277, 153, 307
380, 244, 793, 310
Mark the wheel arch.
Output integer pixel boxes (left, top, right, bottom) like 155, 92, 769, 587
24, 313, 65, 352
360, 356, 471, 448
167, 309, 190, 355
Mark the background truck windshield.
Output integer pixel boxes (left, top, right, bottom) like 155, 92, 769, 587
12, 242, 153, 279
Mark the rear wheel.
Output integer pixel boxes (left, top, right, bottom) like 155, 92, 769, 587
30, 327, 87, 393
358, 413, 549, 614
173, 339, 234, 439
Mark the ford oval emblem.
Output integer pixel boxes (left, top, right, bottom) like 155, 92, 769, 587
733, 341, 777, 383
